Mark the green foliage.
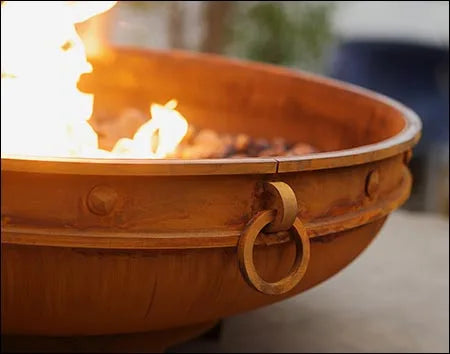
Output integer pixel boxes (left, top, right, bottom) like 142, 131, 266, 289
224, 1, 335, 72
121, 1, 163, 11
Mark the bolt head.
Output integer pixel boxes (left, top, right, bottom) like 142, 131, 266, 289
87, 185, 118, 216
365, 169, 380, 198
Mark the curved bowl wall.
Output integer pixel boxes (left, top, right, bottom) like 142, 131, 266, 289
1, 47, 421, 337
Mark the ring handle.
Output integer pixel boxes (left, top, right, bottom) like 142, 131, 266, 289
238, 210, 310, 295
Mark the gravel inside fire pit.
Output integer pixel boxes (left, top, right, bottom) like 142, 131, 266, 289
92, 108, 319, 159
171, 127, 318, 159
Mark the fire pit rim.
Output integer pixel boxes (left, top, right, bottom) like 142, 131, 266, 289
0, 121, 420, 176
0, 48, 421, 176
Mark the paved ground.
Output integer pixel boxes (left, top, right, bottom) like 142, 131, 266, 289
170, 210, 449, 353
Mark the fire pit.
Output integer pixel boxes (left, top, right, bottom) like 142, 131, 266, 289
1, 4, 421, 352
1, 45, 421, 351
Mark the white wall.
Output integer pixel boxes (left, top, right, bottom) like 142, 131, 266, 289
331, 1, 449, 47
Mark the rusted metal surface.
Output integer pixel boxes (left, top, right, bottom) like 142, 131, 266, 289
238, 210, 310, 295
365, 169, 380, 198
0, 156, 414, 249
86, 185, 119, 216
263, 181, 298, 233
0, 47, 421, 350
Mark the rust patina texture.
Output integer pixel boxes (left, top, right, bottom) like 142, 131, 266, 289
1, 47, 421, 352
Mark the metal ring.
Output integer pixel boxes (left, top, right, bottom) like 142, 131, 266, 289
238, 210, 310, 295
263, 181, 298, 233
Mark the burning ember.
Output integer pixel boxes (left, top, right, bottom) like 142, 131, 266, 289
1, 1, 318, 159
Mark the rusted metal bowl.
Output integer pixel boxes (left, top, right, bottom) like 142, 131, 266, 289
1, 47, 421, 351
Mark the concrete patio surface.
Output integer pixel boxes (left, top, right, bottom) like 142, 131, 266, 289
170, 210, 449, 353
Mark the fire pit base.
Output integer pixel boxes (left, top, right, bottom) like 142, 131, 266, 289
1, 321, 218, 353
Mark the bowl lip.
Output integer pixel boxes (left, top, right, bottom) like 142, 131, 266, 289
0, 47, 422, 176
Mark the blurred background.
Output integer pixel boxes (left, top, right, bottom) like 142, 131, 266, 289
92, 0, 449, 217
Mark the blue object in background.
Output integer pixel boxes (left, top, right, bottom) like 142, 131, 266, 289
328, 40, 449, 157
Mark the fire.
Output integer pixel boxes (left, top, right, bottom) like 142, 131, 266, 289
112, 100, 188, 158
1, 1, 188, 159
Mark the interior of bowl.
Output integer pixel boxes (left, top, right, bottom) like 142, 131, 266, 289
80, 46, 420, 154
1, 46, 420, 175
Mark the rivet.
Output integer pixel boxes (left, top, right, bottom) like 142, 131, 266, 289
403, 149, 413, 165
87, 185, 118, 216
365, 169, 380, 198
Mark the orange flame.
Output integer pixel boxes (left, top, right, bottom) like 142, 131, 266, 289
1, 1, 188, 159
